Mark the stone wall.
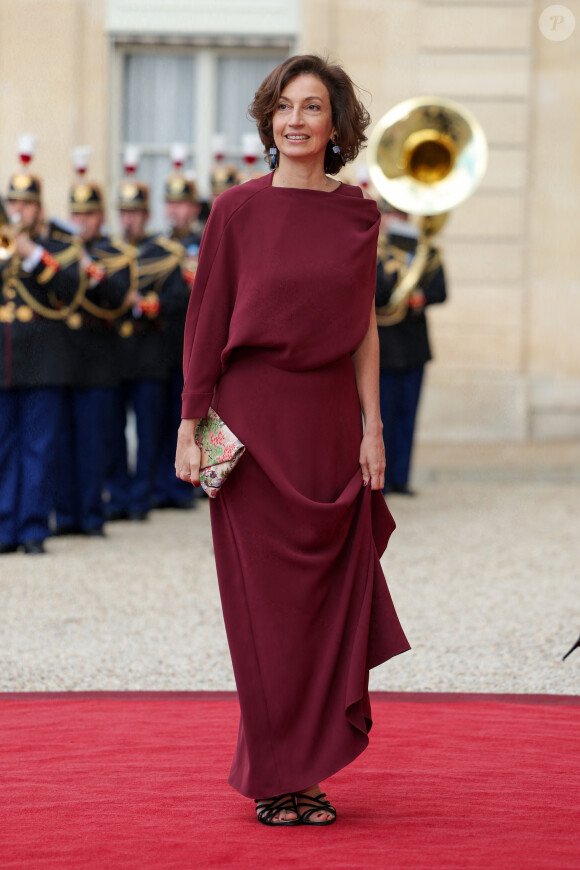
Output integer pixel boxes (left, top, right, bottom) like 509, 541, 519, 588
301, 0, 579, 441
1, 0, 578, 440
0, 0, 108, 218
528, 0, 580, 438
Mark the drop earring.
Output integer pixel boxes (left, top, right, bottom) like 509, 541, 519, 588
269, 146, 278, 170
332, 136, 345, 166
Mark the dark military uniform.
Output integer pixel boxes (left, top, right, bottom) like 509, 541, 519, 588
154, 172, 202, 508
375, 221, 446, 494
53, 181, 137, 535
104, 178, 188, 520
0, 174, 83, 552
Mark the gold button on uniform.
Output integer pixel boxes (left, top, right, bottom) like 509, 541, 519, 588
66, 312, 82, 330
15, 305, 33, 322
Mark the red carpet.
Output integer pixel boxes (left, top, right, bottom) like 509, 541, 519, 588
1, 692, 578, 869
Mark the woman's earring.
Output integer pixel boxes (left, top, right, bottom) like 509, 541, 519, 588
332, 136, 346, 166
269, 146, 278, 170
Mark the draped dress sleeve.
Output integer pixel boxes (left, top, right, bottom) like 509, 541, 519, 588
181, 183, 263, 418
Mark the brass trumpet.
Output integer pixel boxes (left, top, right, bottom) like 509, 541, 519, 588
367, 96, 488, 324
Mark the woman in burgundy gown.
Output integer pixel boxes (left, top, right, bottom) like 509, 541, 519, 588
175, 55, 410, 826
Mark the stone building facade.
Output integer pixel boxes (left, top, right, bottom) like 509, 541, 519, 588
1, 0, 578, 441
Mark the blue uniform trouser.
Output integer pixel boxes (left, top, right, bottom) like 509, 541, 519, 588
53, 387, 111, 532
379, 367, 424, 491
0, 387, 65, 546
153, 369, 194, 506
105, 379, 164, 516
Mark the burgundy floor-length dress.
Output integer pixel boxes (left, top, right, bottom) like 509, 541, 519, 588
182, 172, 410, 798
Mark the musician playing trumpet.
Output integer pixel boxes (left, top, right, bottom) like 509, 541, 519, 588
0, 144, 84, 555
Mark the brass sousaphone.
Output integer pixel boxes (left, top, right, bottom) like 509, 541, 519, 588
367, 96, 488, 325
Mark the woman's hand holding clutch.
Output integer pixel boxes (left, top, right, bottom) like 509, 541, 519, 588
175, 419, 202, 486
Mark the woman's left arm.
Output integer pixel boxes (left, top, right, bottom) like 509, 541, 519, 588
351, 302, 385, 491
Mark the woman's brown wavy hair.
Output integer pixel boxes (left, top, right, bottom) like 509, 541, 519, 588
248, 55, 371, 175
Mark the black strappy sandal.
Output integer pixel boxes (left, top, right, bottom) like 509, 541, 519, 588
294, 791, 337, 826
254, 793, 301, 827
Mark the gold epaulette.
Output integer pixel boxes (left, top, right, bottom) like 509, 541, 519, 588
153, 234, 186, 260
37, 239, 83, 285
49, 228, 78, 244
137, 236, 184, 292
92, 239, 139, 282
111, 237, 139, 261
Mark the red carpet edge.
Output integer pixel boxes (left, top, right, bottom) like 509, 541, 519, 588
1, 690, 578, 704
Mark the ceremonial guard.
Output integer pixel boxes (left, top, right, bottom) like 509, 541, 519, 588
375, 205, 446, 495
154, 145, 202, 509
52, 149, 137, 536
210, 164, 241, 202
0, 138, 83, 554
104, 150, 188, 521
209, 134, 241, 204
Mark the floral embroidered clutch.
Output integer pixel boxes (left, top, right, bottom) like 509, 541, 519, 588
195, 407, 245, 498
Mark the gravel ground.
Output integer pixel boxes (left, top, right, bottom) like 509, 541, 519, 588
1, 441, 578, 695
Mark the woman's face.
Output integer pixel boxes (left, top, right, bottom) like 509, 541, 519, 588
272, 74, 335, 167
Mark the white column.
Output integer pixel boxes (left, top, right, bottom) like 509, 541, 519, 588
194, 49, 216, 201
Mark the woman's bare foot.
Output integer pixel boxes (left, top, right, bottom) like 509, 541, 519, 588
254, 793, 299, 825
294, 784, 336, 824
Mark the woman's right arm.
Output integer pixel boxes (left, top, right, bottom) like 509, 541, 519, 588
180, 198, 237, 420
175, 418, 201, 486
176, 193, 238, 484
